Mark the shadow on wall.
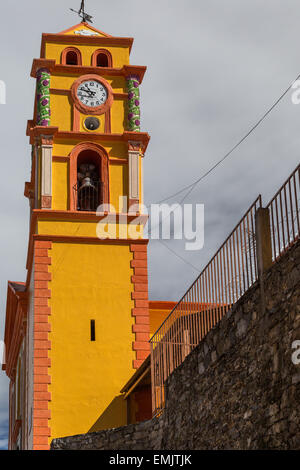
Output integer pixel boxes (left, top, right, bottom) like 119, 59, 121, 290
88, 395, 127, 433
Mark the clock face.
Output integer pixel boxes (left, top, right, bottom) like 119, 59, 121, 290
76, 80, 108, 109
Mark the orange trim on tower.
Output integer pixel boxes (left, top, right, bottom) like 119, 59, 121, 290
72, 105, 80, 132
32, 240, 52, 450
104, 109, 111, 133
130, 243, 150, 369
31, 60, 146, 83
26, 121, 150, 152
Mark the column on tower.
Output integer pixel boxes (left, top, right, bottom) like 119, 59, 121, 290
127, 75, 141, 132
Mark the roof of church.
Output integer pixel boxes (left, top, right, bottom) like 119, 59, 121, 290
8, 281, 26, 293
120, 355, 151, 395
58, 22, 113, 38
39, 22, 134, 56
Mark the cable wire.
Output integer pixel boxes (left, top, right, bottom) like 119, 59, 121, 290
147, 72, 300, 207
156, 239, 201, 273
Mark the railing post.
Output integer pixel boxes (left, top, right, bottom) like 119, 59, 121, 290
255, 207, 273, 277
255, 207, 272, 313
150, 342, 156, 416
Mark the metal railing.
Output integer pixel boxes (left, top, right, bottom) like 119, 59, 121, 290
150, 196, 262, 416
149, 162, 300, 417
73, 180, 103, 212
267, 163, 300, 261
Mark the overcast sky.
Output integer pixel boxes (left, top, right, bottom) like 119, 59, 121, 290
0, 0, 300, 449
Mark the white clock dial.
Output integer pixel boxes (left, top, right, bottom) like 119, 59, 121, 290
77, 80, 108, 108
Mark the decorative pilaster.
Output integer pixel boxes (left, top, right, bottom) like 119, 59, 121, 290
130, 242, 150, 369
34, 139, 40, 209
36, 69, 51, 127
32, 240, 52, 450
128, 141, 141, 211
127, 76, 141, 132
40, 135, 53, 209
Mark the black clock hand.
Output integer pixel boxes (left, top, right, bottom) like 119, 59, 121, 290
84, 85, 96, 96
81, 93, 96, 99
80, 86, 94, 97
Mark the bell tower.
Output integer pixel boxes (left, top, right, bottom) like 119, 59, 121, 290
4, 20, 151, 450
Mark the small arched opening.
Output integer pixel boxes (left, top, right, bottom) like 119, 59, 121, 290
92, 49, 112, 68
96, 53, 109, 67
61, 47, 82, 66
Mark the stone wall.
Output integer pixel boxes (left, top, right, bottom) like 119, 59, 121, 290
51, 240, 300, 450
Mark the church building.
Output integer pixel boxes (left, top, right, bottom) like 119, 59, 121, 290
2, 20, 172, 450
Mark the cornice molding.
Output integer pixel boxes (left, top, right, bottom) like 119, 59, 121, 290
31, 58, 146, 83
26, 122, 150, 152
40, 33, 134, 56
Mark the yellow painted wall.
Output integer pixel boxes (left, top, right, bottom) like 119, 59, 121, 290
48, 241, 135, 439
51, 73, 80, 90
52, 141, 128, 158
52, 161, 69, 211
111, 100, 127, 134
37, 219, 143, 240
50, 94, 73, 131
109, 164, 127, 211
53, 140, 79, 156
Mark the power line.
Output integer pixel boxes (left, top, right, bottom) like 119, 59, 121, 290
156, 239, 201, 273
144, 71, 300, 270
147, 72, 300, 207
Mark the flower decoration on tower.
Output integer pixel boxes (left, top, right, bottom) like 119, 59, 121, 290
127, 75, 141, 132
36, 68, 51, 126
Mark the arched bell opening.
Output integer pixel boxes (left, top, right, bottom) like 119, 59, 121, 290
61, 47, 82, 66
75, 150, 103, 212
70, 143, 110, 212
96, 53, 109, 67
91, 49, 112, 68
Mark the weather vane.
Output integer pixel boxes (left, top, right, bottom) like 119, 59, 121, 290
70, 1, 93, 23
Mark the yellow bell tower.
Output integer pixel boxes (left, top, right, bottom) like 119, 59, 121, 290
5, 20, 151, 449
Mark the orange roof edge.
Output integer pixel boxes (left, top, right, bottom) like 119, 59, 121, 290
8, 281, 26, 294
149, 301, 177, 310
58, 22, 113, 37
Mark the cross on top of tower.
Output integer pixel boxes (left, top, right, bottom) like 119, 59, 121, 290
70, 0, 93, 23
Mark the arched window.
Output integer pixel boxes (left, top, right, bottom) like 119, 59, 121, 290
70, 143, 109, 212
66, 51, 78, 65
76, 150, 101, 211
61, 47, 82, 66
96, 53, 109, 67
91, 49, 112, 68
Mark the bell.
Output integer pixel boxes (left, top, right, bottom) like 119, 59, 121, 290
78, 176, 96, 192
78, 177, 98, 211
